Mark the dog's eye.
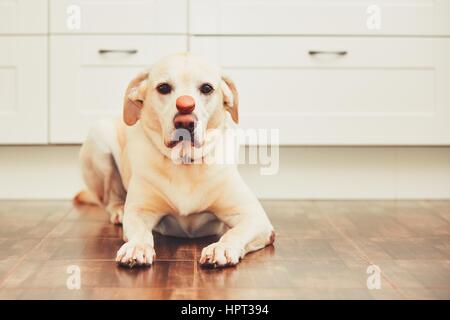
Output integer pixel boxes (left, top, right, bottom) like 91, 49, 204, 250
199, 83, 214, 95
156, 83, 172, 95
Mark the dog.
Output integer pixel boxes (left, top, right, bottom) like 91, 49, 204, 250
75, 53, 275, 268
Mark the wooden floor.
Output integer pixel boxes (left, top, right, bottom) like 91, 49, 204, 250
0, 200, 449, 300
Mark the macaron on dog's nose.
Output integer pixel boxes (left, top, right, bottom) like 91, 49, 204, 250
176, 95, 195, 114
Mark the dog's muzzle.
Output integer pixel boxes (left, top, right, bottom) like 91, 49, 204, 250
173, 113, 197, 133
168, 95, 199, 148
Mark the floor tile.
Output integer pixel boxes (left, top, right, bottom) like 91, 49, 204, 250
25, 238, 123, 261
372, 238, 449, 260
1, 260, 195, 290
0, 200, 449, 299
0, 202, 71, 239
46, 220, 123, 239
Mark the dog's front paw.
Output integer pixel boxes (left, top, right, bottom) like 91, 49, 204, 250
199, 242, 243, 268
115, 241, 155, 268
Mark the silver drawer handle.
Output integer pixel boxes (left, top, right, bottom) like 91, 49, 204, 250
308, 50, 348, 56
98, 49, 138, 54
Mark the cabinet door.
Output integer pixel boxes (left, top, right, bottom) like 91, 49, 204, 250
50, 0, 187, 34
190, 0, 450, 36
0, 0, 48, 34
0, 37, 47, 144
191, 37, 450, 145
50, 35, 187, 143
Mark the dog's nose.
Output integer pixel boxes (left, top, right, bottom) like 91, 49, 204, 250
176, 95, 195, 114
174, 113, 197, 133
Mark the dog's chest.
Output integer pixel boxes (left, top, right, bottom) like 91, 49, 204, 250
124, 131, 226, 216
165, 180, 210, 215
149, 164, 221, 216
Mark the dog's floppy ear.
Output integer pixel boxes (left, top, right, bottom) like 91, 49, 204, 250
123, 70, 149, 126
221, 74, 239, 124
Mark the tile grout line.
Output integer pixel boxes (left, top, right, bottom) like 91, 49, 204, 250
20, 258, 199, 263
318, 205, 408, 299
0, 204, 75, 288
19, 257, 370, 262
193, 245, 198, 294
2, 235, 448, 241
6, 285, 435, 292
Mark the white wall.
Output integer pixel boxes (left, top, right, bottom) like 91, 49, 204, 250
0, 146, 449, 200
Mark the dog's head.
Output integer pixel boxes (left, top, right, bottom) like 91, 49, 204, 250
123, 53, 238, 157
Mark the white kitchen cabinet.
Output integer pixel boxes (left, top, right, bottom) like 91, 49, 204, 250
50, 35, 187, 143
0, 0, 448, 146
190, 0, 450, 36
50, 0, 187, 34
0, 0, 48, 34
0, 37, 48, 143
191, 37, 450, 145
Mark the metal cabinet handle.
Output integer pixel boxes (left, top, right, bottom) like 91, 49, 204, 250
98, 49, 138, 54
308, 50, 348, 56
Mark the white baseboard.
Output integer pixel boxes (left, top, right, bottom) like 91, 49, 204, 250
0, 146, 449, 199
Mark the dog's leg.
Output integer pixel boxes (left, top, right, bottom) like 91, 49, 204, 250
115, 211, 160, 268
80, 142, 125, 225
199, 213, 274, 267
78, 120, 126, 224
115, 185, 165, 268
200, 175, 274, 268
104, 166, 126, 225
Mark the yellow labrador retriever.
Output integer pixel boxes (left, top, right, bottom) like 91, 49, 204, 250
75, 53, 274, 268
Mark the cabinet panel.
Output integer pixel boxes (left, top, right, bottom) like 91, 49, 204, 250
0, 0, 48, 34
50, 0, 187, 34
0, 37, 48, 143
190, 0, 450, 36
191, 37, 450, 145
50, 35, 187, 143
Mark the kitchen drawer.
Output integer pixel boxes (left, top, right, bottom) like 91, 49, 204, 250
190, 0, 450, 36
50, 0, 187, 34
0, 37, 47, 143
191, 36, 450, 145
50, 35, 187, 143
0, 0, 48, 34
